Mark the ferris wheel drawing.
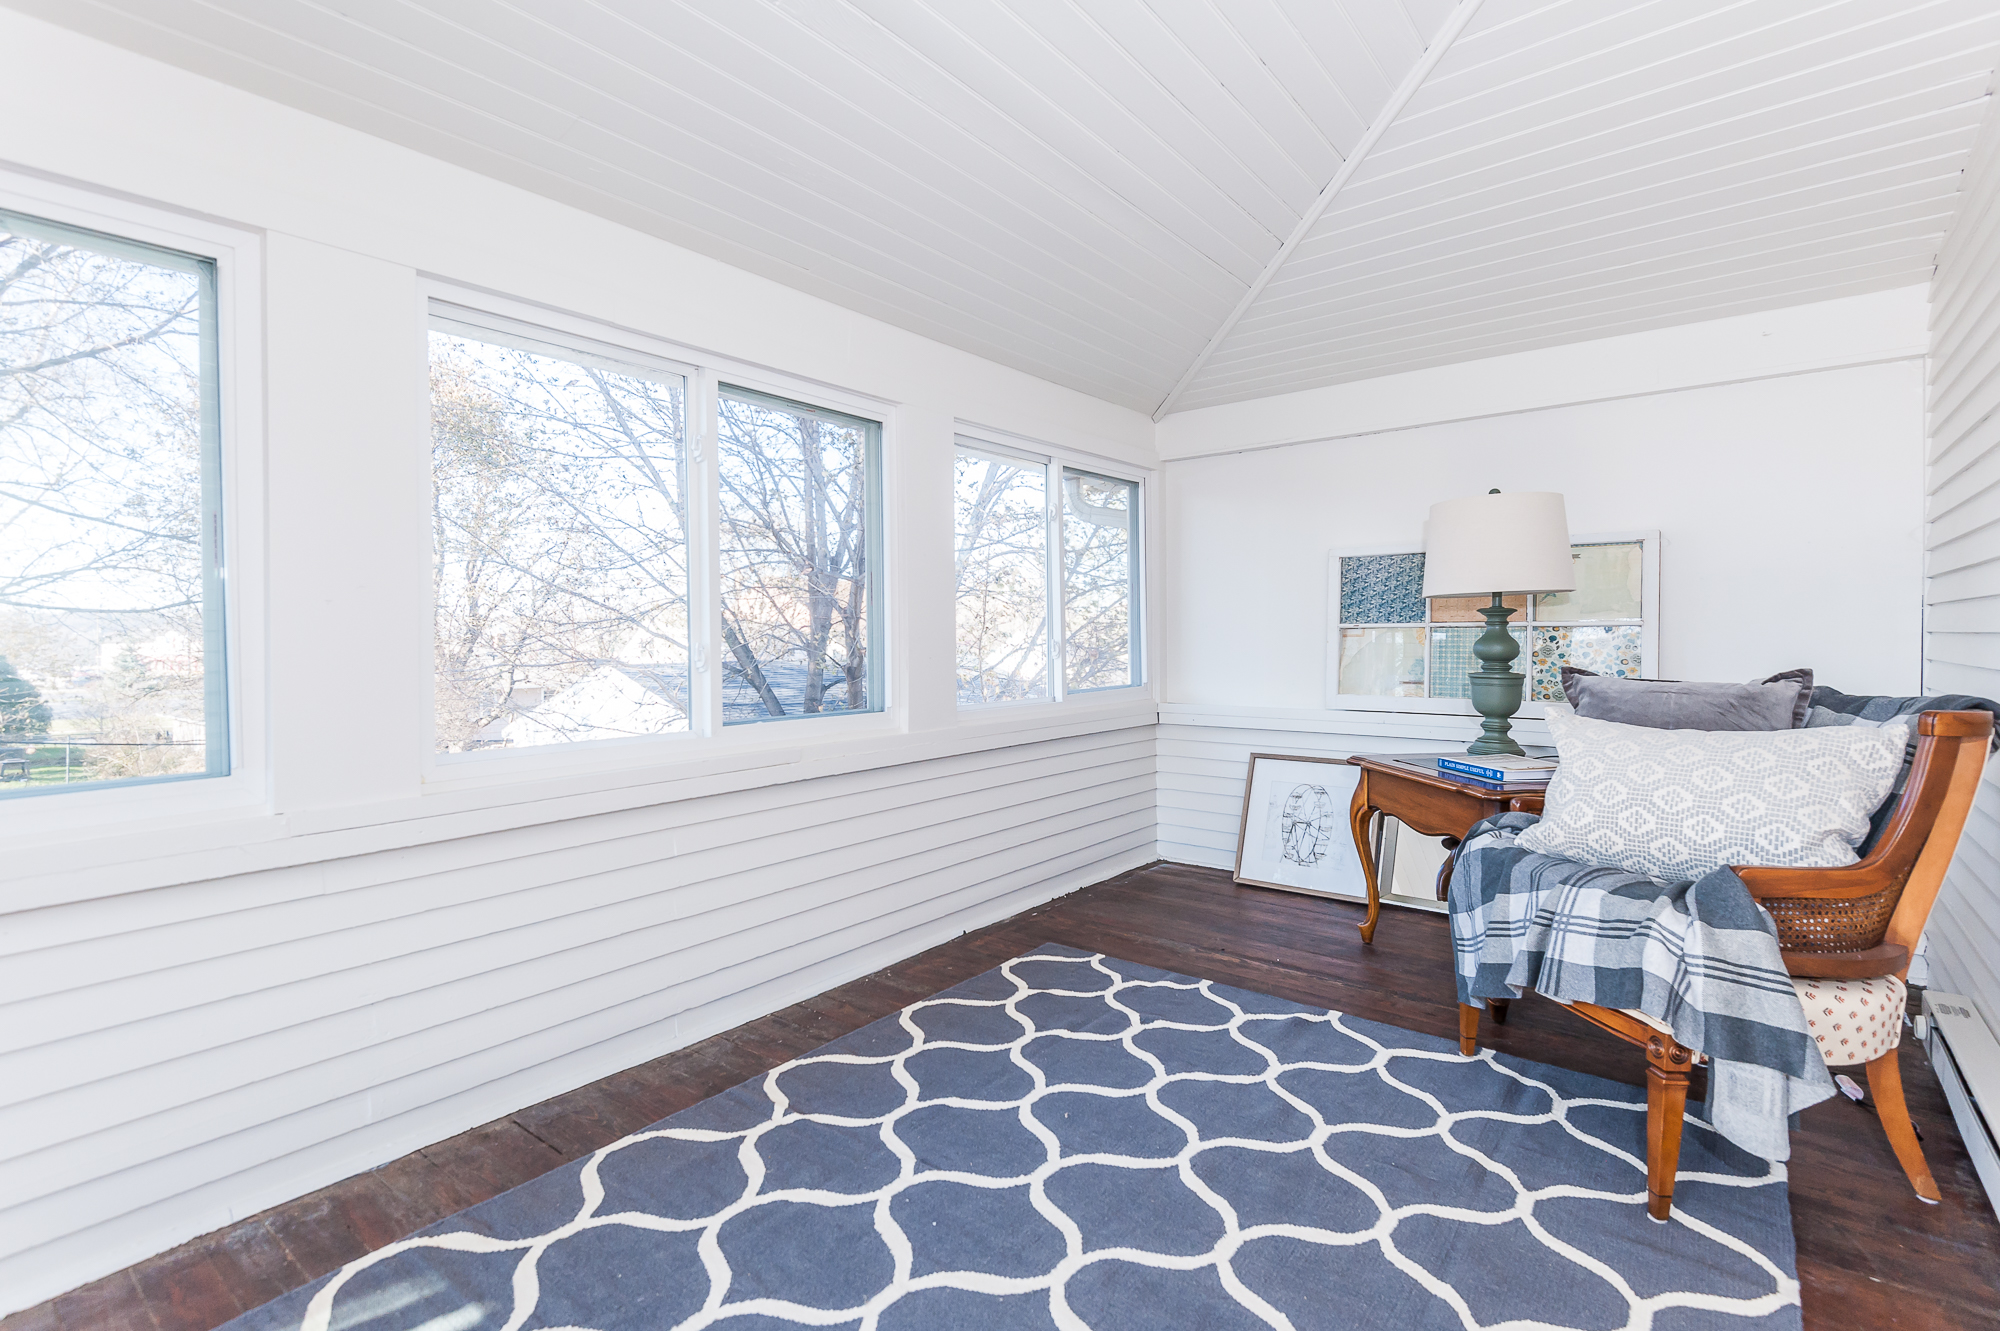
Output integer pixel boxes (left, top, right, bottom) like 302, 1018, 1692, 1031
1279, 783, 1337, 866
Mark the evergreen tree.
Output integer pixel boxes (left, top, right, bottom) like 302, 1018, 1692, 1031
0, 656, 52, 737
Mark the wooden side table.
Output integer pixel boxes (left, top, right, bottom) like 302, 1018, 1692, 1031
1344, 753, 1548, 944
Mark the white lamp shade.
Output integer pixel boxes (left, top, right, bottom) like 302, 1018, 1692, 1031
1421, 491, 1576, 597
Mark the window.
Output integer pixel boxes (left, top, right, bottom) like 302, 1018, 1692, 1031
0, 208, 226, 794
1062, 468, 1140, 693
954, 447, 1048, 702
717, 386, 882, 723
430, 316, 690, 751
1333, 539, 1651, 703
954, 439, 1143, 706
427, 297, 889, 756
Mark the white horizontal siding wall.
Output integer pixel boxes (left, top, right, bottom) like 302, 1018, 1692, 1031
1157, 704, 1552, 873
0, 723, 1155, 1307
1926, 93, 2000, 1034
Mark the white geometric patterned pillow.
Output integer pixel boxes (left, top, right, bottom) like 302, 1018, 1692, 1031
1516, 711, 1909, 882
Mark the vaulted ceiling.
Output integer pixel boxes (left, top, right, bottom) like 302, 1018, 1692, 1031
15, 0, 1997, 416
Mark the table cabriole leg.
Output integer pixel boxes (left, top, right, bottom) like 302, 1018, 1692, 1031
1348, 775, 1381, 944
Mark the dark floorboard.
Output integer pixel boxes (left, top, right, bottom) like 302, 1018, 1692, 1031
9, 862, 1997, 1330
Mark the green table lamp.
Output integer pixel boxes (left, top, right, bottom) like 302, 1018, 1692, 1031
1421, 489, 1575, 756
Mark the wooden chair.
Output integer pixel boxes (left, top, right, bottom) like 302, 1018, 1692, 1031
1458, 710, 1992, 1221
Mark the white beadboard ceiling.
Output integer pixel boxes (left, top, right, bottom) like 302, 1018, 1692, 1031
9, 0, 1997, 415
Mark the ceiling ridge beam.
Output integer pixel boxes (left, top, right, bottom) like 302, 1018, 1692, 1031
1150, 0, 1489, 421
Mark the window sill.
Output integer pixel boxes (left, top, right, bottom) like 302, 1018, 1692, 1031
4, 698, 1159, 911
954, 683, 1151, 714
1158, 700, 1555, 747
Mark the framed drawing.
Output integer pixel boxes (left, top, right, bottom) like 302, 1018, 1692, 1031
1233, 753, 1367, 900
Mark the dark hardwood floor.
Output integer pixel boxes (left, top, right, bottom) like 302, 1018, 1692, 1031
10, 862, 1999, 1331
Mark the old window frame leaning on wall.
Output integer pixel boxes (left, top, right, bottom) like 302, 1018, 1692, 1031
1326, 533, 1658, 713
0, 204, 231, 799
426, 295, 888, 762
954, 433, 1144, 707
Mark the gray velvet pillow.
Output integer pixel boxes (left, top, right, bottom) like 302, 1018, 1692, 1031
1560, 667, 1813, 731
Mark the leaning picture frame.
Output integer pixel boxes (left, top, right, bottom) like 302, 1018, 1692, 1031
1233, 753, 1368, 900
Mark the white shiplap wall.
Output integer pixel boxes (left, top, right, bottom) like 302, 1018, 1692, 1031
1157, 704, 1551, 873
0, 0, 1454, 412
1925, 91, 2000, 1034
1176, 0, 2000, 411
0, 721, 1156, 1309
17, 1, 1997, 416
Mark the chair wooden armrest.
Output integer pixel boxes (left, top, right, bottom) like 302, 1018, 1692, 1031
1773, 942, 1911, 978
1735, 863, 1903, 901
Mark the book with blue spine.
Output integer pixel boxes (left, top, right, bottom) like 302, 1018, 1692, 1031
1437, 755, 1557, 783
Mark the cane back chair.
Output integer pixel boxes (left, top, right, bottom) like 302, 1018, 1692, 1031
1458, 709, 1992, 1221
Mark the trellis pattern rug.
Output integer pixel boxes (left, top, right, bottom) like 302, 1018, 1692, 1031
227, 945, 1801, 1331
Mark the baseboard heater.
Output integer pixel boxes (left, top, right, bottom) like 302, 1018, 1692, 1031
1921, 991, 2000, 1219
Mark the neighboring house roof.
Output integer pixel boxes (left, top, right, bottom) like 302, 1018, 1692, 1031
721, 657, 860, 724
501, 663, 689, 747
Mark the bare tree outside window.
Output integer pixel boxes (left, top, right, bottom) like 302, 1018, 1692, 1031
0, 210, 223, 793
1062, 469, 1139, 692
717, 387, 879, 722
955, 449, 1048, 703
430, 324, 689, 752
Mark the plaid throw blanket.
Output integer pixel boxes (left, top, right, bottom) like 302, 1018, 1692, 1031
1451, 813, 1835, 1161
1808, 687, 2000, 849
1810, 685, 2000, 729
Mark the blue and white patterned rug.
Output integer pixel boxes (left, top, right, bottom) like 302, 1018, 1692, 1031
227, 945, 1800, 1330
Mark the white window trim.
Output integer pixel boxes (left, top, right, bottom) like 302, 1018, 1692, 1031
0, 168, 268, 836
1323, 530, 1660, 717
415, 281, 901, 793
952, 423, 1152, 711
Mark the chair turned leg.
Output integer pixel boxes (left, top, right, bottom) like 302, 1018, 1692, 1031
1865, 1048, 1941, 1204
1459, 1004, 1481, 1056
1490, 999, 1509, 1025
1644, 1036, 1693, 1222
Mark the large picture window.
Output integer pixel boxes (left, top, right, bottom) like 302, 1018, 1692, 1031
1062, 468, 1140, 693
954, 439, 1143, 706
717, 386, 882, 723
954, 446, 1049, 703
0, 208, 226, 795
430, 315, 690, 751
428, 301, 887, 755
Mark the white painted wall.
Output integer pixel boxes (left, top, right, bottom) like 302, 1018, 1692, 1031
1155, 335, 1928, 871
0, 13, 1159, 1312
1925, 96, 2000, 1040
1164, 360, 1926, 707
1155, 287, 1930, 462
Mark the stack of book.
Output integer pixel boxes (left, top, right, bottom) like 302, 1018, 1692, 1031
1435, 754, 1558, 792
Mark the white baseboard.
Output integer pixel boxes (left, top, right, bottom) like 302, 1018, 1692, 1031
1924, 991, 2000, 1221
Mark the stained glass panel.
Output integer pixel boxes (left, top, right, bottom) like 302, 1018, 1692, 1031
1339, 553, 1426, 624
1428, 594, 1528, 623
1429, 625, 1529, 700
1530, 625, 1644, 700
1536, 542, 1642, 622
1337, 627, 1426, 697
